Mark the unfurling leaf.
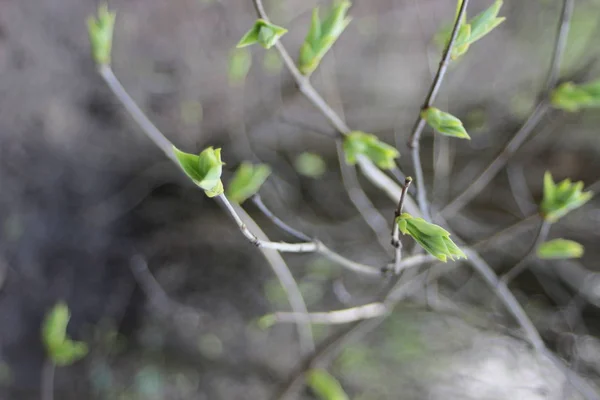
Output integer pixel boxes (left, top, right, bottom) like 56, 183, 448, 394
228, 48, 252, 86
438, 0, 505, 60
42, 303, 89, 366
295, 152, 327, 178
537, 239, 584, 260
299, 1, 352, 75
173, 146, 225, 197
540, 171, 592, 222
87, 3, 116, 65
237, 19, 287, 49
421, 107, 470, 139
306, 369, 350, 400
226, 162, 271, 204
550, 79, 600, 112
396, 213, 466, 262
343, 131, 399, 170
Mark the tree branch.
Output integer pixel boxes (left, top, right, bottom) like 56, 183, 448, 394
407, 0, 470, 221
442, 0, 575, 216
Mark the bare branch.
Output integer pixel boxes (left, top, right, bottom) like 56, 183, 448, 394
442, 0, 575, 216
251, 194, 312, 242
407, 0, 471, 221
268, 303, 388, 326
501, 220, 552, 284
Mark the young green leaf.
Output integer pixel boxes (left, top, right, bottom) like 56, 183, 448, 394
295, 152, 327, 178
540, 172, 592, 222
550, 79, 600, 112
421, 107, 470, 139
237, 19, 287, 49
343, 131, 399, 170
87, 3, 116, 65
226, 162, 271, 204
467, 0, 505, 45
396, 213, 466, 262
537, 239, 584, 260
173, 146, 225, 197
42, 303, 89, 366
306, 369, 349, 400
298, 1, 352, 75
440, 0, 505, 60
228, 48, 252, 86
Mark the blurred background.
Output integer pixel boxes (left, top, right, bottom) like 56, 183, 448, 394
1, 0, 600, 399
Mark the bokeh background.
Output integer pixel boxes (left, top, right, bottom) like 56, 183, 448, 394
1, 0, 600, 399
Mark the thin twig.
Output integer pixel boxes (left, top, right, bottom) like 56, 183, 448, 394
40, 359, 55, 400
217, 194, 319, 252
233, 203, 316, 354
442, 0, 575, 216
247, 3, 598, 399
335, 141, 392, 251
98, 64, 315, 355
441, 101, 551, 217
501, 219, 552, 284
251, 194, 312, 242
543, 0, 575, 94
407, 0, 470, 221
268, 303, 388, 325
98, 65, 176, 163
392, 177, 413, 273
248, 193, 385, 276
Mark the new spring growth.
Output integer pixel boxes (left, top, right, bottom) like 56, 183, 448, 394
306, 369, 350, 400
439, 0, 505, 60
540, 171, 592, 222
537, 239, 584, 260
299, 0, 352, 76
237, 19, 288, 49
550, 79, 600, 112
396, 213, 466, 262
343, 131, 399, 170
421, 107, 470, 139
226, 163, 271, 204
87, 3, 116, 65
42, 303, 89, 366
173, 146, 225, 197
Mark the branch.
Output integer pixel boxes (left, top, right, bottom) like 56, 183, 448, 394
40, 359, 55, 400
267, 303, 388, 326
442, 0, 575, 216
251, 194, 312, 242
98, 64, 315, 355
247, 3, 598, 399
392, 178, 413, 273
407, 0, 470, 221
335, 141, 392, 251
501, 220, 551, 284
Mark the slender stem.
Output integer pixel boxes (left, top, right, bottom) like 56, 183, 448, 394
392, 178, 413, 273
233, 203, 316, 354
471, 214, 539, 250
97, 62, 315, 355
40, 359, 55, 400
316, 244, 384, 277
442, 0, 575, 216
335, 141, 392, 251
407, 0, 470, 221
217, 194, 318, 252
248, 193, 384, 276
268, 303, 388, 326
543, 0, 575, 94
251, 194, 312, 242
98, 65, 177, 163
245, 4, 596, 399
501, 220, 552, 284
442, 102, 551, 216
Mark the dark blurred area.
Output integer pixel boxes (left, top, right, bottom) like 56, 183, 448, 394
1, 0, 600, 399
